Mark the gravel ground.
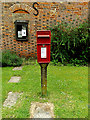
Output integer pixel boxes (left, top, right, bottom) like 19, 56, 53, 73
8, 76, 21, 83
12, 66, 22, 70
3, 92, 22, 108
30, 102, 54, 118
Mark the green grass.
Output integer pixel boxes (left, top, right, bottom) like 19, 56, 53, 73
2, 64, 88, 118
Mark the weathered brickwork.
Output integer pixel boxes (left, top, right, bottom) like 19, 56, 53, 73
1, 2, 89, 58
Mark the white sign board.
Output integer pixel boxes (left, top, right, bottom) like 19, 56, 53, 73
41, 47, 47, 58
18, 31, 22, 38
22, 29, 26, 36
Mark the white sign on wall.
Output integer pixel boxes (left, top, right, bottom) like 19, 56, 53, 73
41, 47, 47, 58
22, 29, 26, 36
18, 31, 22, 38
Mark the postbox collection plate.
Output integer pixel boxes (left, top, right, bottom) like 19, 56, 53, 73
37, 30, 51, 63
41, 47, 47, 58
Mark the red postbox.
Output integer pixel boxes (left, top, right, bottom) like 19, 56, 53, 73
37, 30, 51, 63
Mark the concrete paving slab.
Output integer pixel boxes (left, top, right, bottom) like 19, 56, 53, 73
8, 76, 21, 83
12, 66, 22, 70
3, 92, 22, 108
30, 102, 54, 118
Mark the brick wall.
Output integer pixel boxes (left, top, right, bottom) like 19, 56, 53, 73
1, 1, 89, 58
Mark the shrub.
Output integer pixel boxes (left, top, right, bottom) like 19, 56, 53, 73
1, 50, 23, 67
49, 21, 89, 66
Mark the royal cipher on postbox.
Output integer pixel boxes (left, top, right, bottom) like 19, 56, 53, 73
37, 30, 51, 63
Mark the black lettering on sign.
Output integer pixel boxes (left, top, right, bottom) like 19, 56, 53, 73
33, 2, 39, 16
